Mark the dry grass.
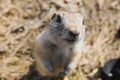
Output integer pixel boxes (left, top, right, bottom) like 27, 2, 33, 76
0, 0, 120, 80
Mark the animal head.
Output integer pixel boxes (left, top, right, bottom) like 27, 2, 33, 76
48, 11, 85, 47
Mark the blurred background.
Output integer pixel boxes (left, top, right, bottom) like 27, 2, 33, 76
0, 0, 120, 80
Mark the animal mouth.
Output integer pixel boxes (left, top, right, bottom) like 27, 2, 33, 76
64, 39, 76, 43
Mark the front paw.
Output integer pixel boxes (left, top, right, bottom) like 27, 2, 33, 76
44, 62, 54, 73
64, 67, 71, 75
47, 65, 54, 73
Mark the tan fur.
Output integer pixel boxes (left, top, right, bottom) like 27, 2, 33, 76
33, 11, 85, 77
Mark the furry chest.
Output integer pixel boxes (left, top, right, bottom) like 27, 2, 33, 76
47, 48, 72, 70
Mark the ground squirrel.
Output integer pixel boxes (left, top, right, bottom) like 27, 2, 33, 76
33, 11, 85, 77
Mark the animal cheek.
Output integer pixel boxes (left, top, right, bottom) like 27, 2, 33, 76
76, 27, 81, 33
62, 32, 70, 39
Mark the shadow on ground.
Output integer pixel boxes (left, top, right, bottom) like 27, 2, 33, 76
20, 63, 64, 80
20, 64, 42, 80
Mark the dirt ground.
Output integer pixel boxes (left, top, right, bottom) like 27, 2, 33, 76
0, 0, 120, 80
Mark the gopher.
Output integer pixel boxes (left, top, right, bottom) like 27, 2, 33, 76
33, 11, 85, 77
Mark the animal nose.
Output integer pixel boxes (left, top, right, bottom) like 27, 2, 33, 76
69, 31, 79, 38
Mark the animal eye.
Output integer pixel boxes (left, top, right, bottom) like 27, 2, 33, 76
51, 14, 62, 23
56, 15, 61, 23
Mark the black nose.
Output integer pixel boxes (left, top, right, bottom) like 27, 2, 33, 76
69, 31, 79, 38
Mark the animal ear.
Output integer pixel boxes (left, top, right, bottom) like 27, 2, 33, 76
51, 13, 57, 20
51, 14, 62, 23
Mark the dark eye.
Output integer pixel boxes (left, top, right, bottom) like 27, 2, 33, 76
50, 14, 63, 28
56, 15, 62, 23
